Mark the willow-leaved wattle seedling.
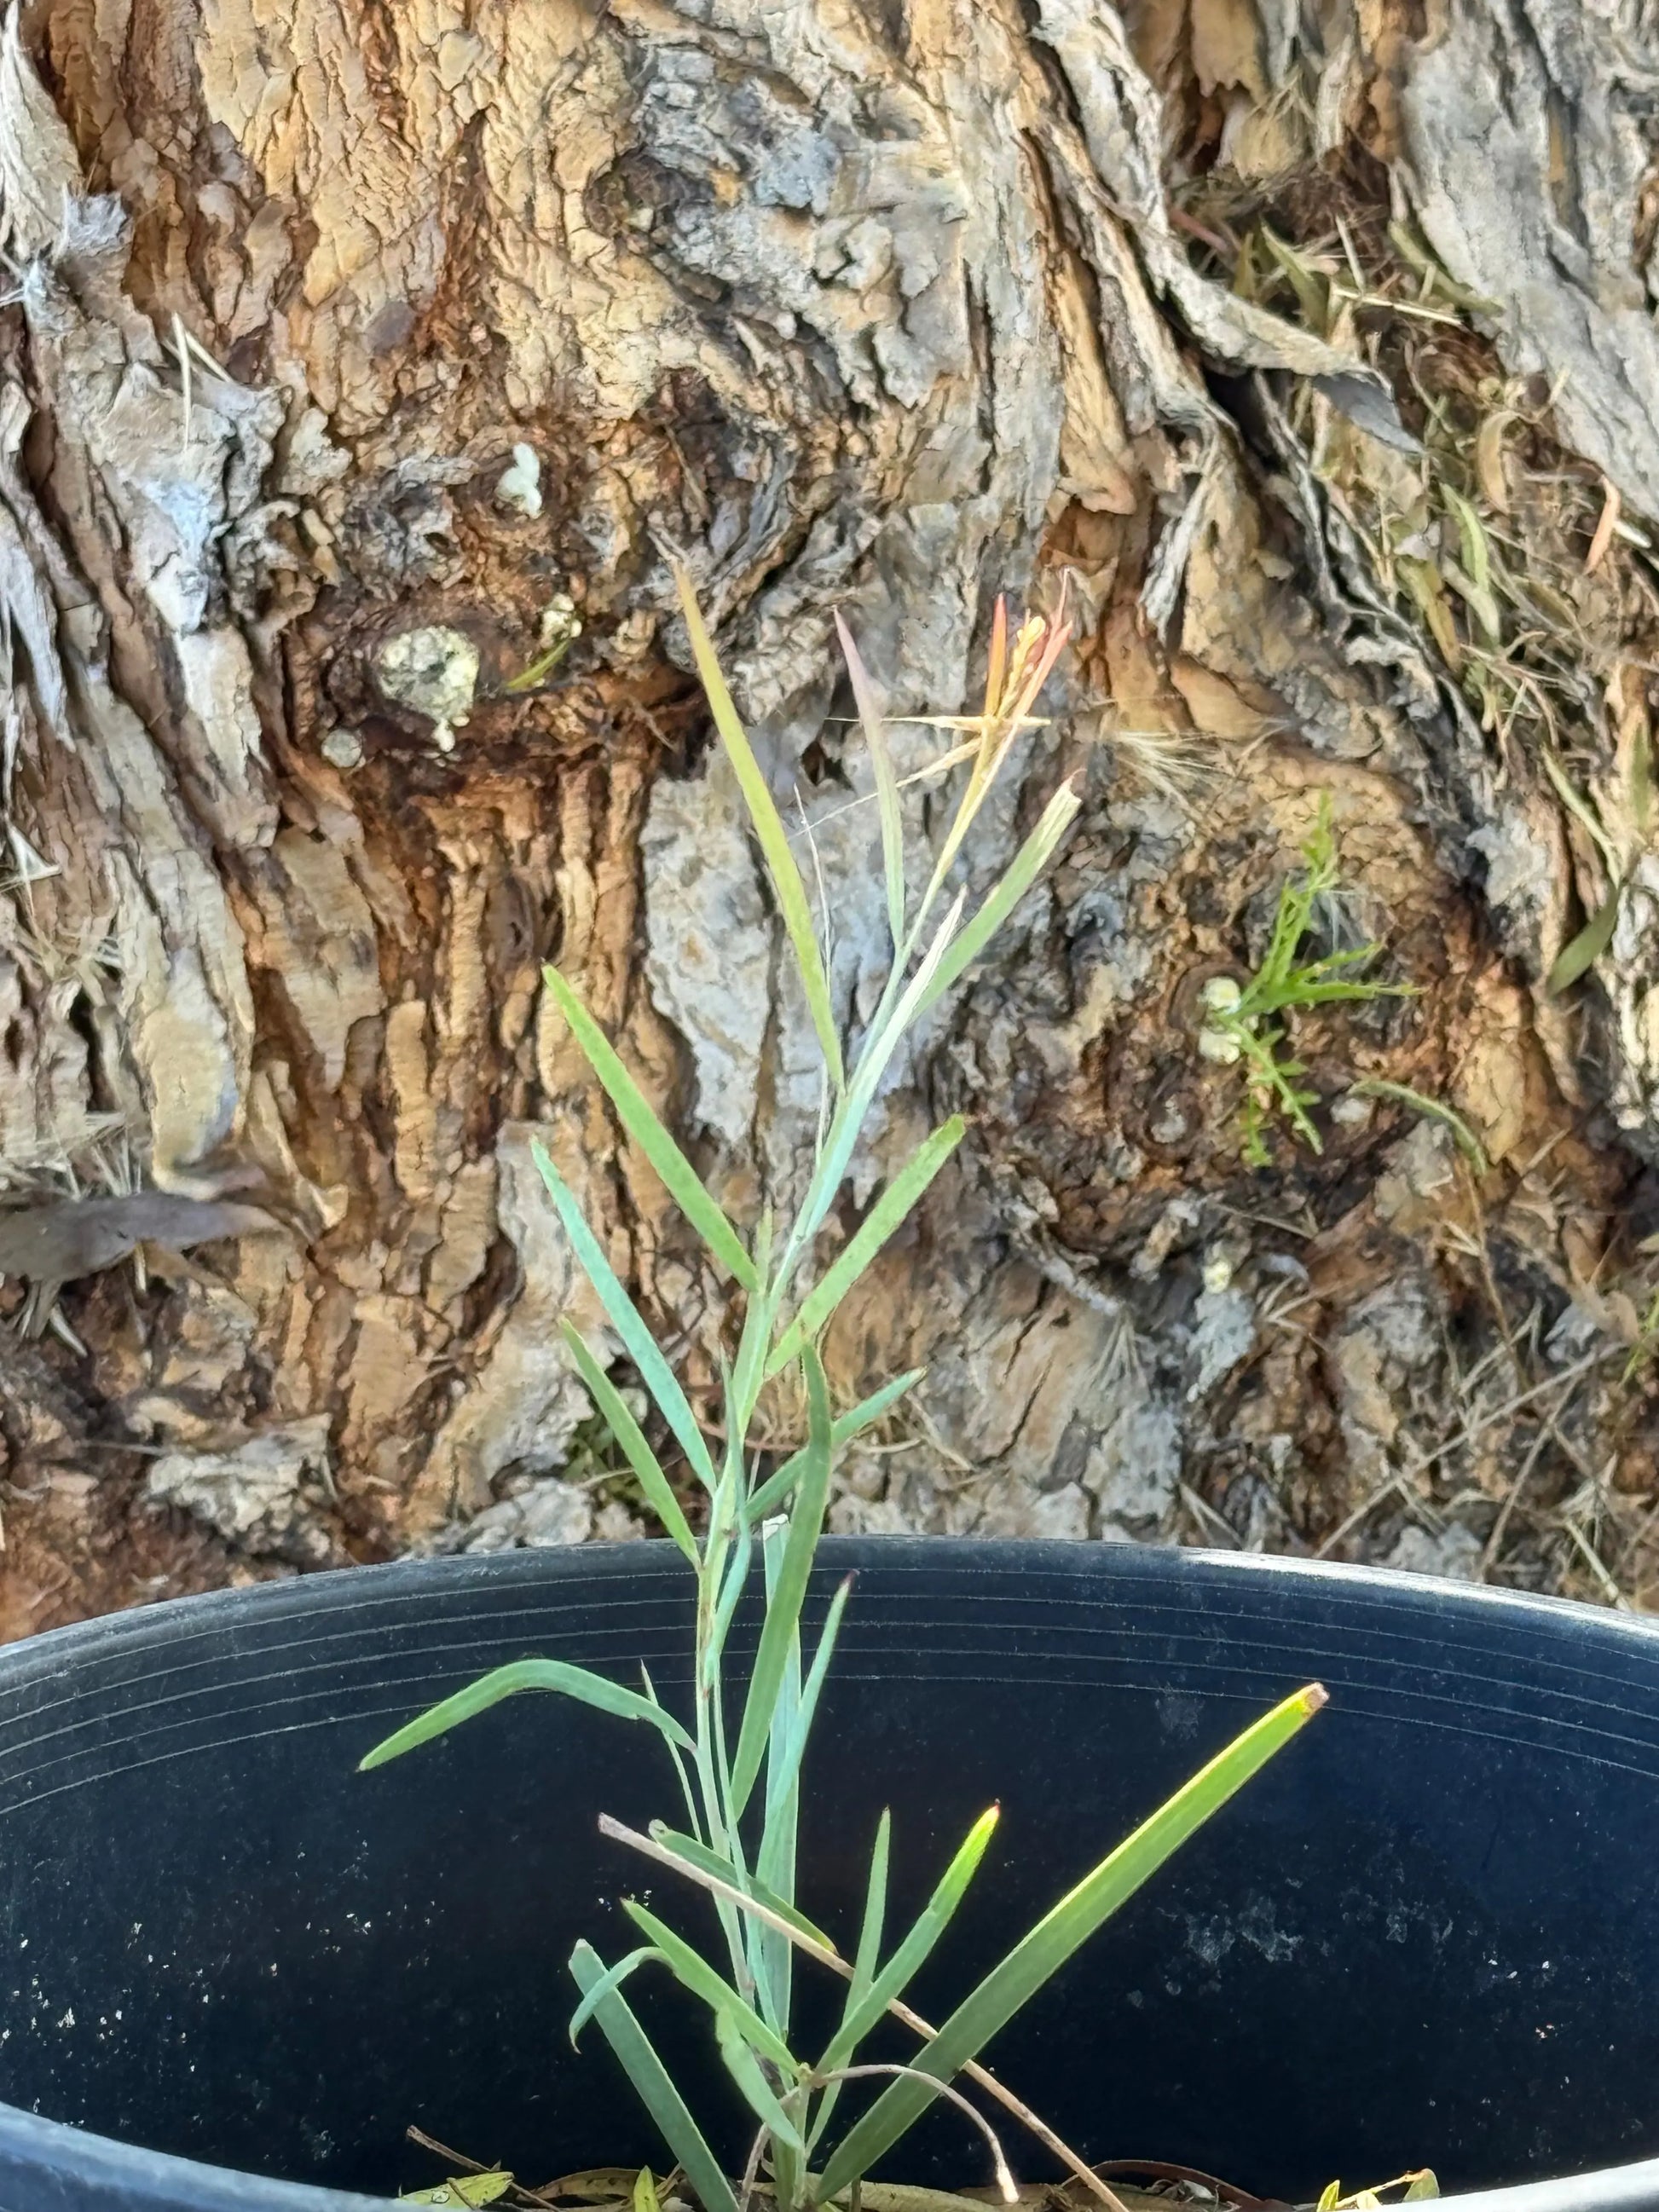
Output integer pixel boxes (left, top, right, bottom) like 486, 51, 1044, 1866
358, 570, 1327, 2212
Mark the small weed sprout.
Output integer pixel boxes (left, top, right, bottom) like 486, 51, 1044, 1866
1624, 1290, 1659, 1385
1198, 801, 1412, 1167
359, 573, 1327, 2212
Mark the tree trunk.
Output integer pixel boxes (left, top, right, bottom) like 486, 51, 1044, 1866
2, 0, 1656, 1627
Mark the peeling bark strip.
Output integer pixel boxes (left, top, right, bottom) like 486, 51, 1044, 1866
0, 0, 1656, 1620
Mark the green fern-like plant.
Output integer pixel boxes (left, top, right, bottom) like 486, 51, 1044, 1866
1199, 800, 1412, 1167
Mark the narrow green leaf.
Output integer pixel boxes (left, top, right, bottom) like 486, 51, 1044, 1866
1404, 2174, 1440, 2201
766, 1120, 964, 1378
1346, 1082, 1488, 1176
760, 1574, 851, 1859
569, 1942, 737, 2212
1442, 488, 1500, 642
806, 1799, 923, 2162
708, 1514, 754, 1670
533, 1140, 717, 1492
834, 1369, 925, 1441
610, 1817, 843, 1974
727, 1216, 780, 1441
745, 1371, 924, 1523
1260, 224, 1330, 332
568, 1944, 662, 2047
1540, 752, 1620, 870
742, 1461, 811, 1527
816, 1684, 1328, 2202
1442, 557, 1503, 650
544, 968, 756, 1291
1267, 976, 1405, 1008
728, 1347, 834, 1814
772, 2136, 804, 2212
790, 894, 963, 1260
634, 2171, 661, 2212
760, 1578, 853, 2036
809, 1805, 892, 2154
1298, 942, 1385, 974
560, 1322, 699, 1565
639, 1666, 702, 1835
621, 1901, 797, 2072
714, 2008, 806, 2154
647, 1827, 835, 1950
357, 1657, 695, 1771
851, 1811, 891, 2004
1631, 720, 1653, 839
676, 566, 844, 1092
818, 1806, 999, 2073
1385, 219, 1502, 310
835, 610, 906, 952
755, 1520, 803, 2033
699, 1454, 746, 1699
1546, 883, 1622, 995
911, 784, 1080, 1021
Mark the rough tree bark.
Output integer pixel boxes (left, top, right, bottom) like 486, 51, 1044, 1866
1, 0, 1657, 1626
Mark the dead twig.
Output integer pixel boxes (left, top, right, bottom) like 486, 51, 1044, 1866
405, 2126, 564, 2211
812, 2069, 1016, 2205
1479, 1400, 1568, 1578
1315, 1348, 1619, 1557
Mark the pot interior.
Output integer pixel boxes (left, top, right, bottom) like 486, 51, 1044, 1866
1, 1540, 1656, 2203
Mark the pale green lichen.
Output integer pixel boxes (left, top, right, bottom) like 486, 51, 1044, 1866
321, 726, 364, 771
376, 626, 480, 753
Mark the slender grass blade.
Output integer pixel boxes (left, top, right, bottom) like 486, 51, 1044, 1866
911, 787, 1080, 1021
806, 1805, 893, 2155
1547, 884, 1621, 995
761, 1574, 851, 1859
790, 896, 962, 1262
569, 1945, 662, 2047
756, 1520, 803, 2032
816, 1684, 1327, 2200
818, 1806, 997, 2072
852, 1812, 890, 2002
708, 1514, 754, 1672
544, 967, 756, 1290
533, 1140, 717, 1493
767, 1121, 963, 1378
358, 1658, 695, 1770
560, 1322, 699, 1565
715, 2009, 806, 2154
745, 1372, 924, 1523
676, 567, 844, 1092
728, 1348, 834, 1813
647, 1828, 835, 1949
621, 1901, 797, 2071
569, 1942, 737, 2212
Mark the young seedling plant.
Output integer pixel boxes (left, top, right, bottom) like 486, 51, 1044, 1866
360, 571, 1328, 2212
1197, 800, 1412, 1168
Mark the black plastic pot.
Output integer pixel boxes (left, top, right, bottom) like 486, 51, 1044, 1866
1, 1541, 1658, 2212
